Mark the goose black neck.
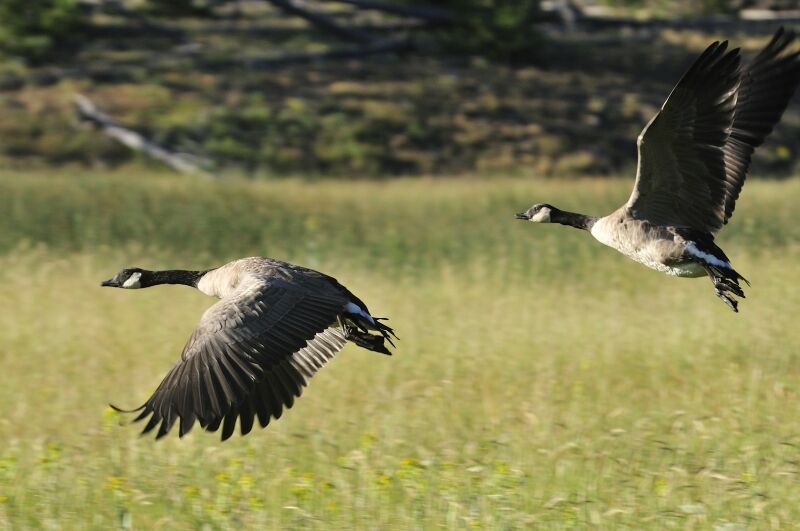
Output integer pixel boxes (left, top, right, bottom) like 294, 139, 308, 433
551, 208, 598, 231
146, 269, 207, 288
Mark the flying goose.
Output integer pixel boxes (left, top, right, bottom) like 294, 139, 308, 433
101, 257, 397, 440
516, 28, 800, 312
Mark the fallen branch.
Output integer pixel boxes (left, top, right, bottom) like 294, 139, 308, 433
545, 0, 579, 32
82, 0, 187, 41
198, 19, 423, 36
82, 23, 186, 41
73, 94, 214, 177
329, 0, 455, 24
197, 37, 413, 70
571, 8, 800, 32
265, 0, 376, 43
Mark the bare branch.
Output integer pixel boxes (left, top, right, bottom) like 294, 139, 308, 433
570, 7, 800, 31
73, 94, 214, 178
197, 37, 412, 69
265, 0, 376, 43
328, 0, 455, 24
82, 0, 187, 41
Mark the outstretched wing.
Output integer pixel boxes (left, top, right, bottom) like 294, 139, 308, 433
124, 277, 349, 440
627, 39, 741, 233
721, 28, 800, 225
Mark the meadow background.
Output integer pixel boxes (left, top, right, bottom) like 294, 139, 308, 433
2, 0, 800, 529
0, 173, 799, 529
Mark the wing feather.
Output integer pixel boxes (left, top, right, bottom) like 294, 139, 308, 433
721, 28, 800, 224
627, 40, 741, 232
127, 278, 350, 440
628, 29, 799, 233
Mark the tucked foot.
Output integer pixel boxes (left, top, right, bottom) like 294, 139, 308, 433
343, 322, 393, 355
714, 286, 739, 312
340, 302, 398, 354
373, 317, 398, 347
703, 263, 748, 313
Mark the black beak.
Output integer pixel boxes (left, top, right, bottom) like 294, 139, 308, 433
515, 212, 530, 220
101, 278, 119, 287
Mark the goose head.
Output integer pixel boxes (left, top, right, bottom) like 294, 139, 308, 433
101, 267, 148, 289
516, 203, 555, 223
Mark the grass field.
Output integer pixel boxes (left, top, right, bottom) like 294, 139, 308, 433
1, 172, 799, 529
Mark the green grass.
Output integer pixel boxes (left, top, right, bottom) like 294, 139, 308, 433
0, 172, 799, 528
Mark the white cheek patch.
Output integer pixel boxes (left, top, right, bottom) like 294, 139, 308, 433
122, 272, 142, 289
530, 209, 551, 222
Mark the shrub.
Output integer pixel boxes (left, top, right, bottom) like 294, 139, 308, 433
145, 0, 215, 17
423, 0, 544, 63
0, 0, 85, 64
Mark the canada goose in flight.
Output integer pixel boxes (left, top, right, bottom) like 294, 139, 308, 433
101, 257, 397, 440
517, 28, 800, 312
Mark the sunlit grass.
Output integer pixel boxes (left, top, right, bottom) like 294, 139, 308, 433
0, 172, 799, 528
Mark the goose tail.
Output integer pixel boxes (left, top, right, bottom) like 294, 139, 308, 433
345, 328, 394, 355
341, 303, 398, 355
680, 233, 748, 312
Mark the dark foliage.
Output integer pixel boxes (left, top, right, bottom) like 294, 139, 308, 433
419, 0, 544, 62
144, 0, 216, 17
0, 0, 85, 65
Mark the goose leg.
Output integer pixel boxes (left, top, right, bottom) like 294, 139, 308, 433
714, 286, 739, 313
341, 320, 392, 355
701, 264, 744, 312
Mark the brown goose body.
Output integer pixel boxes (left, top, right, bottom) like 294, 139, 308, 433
101, 256, 397, 440
517, 28, 800, 312
589, 210, 706, 278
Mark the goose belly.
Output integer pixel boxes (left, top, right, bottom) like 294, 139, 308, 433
590, 218, 705, 278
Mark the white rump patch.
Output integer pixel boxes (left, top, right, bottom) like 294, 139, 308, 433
122, 272, 142, 289
686, 243, 731, 269
346, 302, 375, 326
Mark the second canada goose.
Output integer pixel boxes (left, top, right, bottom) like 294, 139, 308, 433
101, 256, 397, 440
517, 28, 800, 312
